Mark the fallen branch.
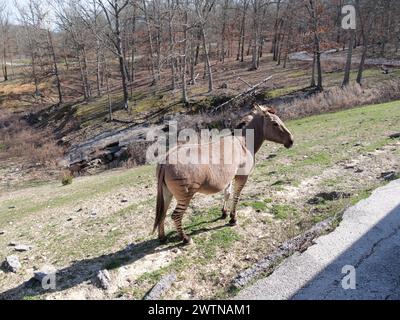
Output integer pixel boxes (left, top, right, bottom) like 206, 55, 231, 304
211, 76, 273, 114
232, 217, 336, 289
144, 273, 177, 300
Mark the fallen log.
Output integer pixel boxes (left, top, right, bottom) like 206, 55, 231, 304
144, 273, 177, 300
232, 217, 337, 289
211, 76, 273, 114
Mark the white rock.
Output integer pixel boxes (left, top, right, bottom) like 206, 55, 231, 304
96, 270, 112, 290
2, 255, 21, 273
15, 244, 32, 252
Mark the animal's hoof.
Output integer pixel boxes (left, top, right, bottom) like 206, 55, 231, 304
182, 236, 193, 245
229, 219, 237, 226
159, 236, 168, 244
221, 210, 228, 220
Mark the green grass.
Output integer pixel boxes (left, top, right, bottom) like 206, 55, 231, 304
1, 98, 400, 300
271, 204, 297, 220
241, 201, 268, 211
288, 70, 308, 78
256, 100, 400, 183
124, 206, 242, 299
0, 165, 153, 227
264, 86, 302, 99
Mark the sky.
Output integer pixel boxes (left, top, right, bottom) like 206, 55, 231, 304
3, 0, 55, 25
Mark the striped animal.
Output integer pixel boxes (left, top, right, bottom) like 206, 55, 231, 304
153, 105, 294, 245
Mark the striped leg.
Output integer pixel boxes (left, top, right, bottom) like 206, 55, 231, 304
221, 183, 232, 219
158, 186, 173, 243
229, 175, 249, 226
171, 199, 193, 245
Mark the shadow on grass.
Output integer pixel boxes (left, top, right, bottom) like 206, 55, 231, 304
0, 218, 229, 300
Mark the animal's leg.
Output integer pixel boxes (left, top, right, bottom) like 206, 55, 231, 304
158, 185, 173, 243
221, 183, 232, 219
171, 198, 193, 244
229, 175, 249, 226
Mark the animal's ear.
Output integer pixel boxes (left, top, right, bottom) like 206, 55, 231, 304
255, 104, 264, 113
255, 104, 277, 115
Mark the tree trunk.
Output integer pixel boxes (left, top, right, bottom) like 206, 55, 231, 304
201, 26, 213, 93
220, 0, 228, 63
47, 30, 63, 105
342, 30, 355, 87
310, 52, 316, 87
168, 0, 176, 90
251, 3, 259, 70
272, 0, 281, 61
182, 4, 189, 104
2, 34, 8, 81
143, 0, 157, 85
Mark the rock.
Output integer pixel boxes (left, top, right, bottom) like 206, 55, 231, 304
2, 255, 21, 273
9, 241, 18, 247
67, 218, 73, 222
144, 273, 177, 300
57, 137, 69, 147
114, 147, 128, 159
96, 270, 112, 290
76, 208, 83, 213
34, 265, 57, 282
0, 230, 4, 235
381, 171, 397, 181
15, 245, 32, 252
121, 199, 128, 203
389, 133, 400, 139
308, 192, 352, 205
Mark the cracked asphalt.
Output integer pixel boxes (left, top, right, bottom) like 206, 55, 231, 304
236, 180, 400, 300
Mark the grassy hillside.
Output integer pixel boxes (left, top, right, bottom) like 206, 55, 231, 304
0, 100, 399, 300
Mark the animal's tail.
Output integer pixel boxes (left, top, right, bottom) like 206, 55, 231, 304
153, 165, 166, 234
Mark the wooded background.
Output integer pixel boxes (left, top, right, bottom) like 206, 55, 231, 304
0, 0, 399, 117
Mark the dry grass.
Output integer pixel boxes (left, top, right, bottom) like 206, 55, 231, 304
277, 79, 400, 120
0, 111, 64, 166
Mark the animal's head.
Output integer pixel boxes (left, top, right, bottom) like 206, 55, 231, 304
256, 105, 294, 149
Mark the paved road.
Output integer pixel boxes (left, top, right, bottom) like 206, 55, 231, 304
236, 180, 400, 300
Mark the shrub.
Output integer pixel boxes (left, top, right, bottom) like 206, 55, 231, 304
61, 172, 73, 186
0, 111, 64, 166
277, 79, 400, 120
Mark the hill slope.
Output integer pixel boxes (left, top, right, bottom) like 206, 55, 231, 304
0, 100, 399, 300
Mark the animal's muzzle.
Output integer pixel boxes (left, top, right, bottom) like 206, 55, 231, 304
285, 139, 294, 149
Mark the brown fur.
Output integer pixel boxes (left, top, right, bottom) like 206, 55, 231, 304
154, 105, 294, 244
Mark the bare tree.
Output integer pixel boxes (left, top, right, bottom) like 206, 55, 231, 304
195, 0, 215, 93
98, 0, 130, 110
306, 0, 323, 89
0, 0, 9, 81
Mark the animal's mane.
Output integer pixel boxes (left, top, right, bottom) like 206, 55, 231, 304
235, 111, 258, 129
235, 106, 276, 129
